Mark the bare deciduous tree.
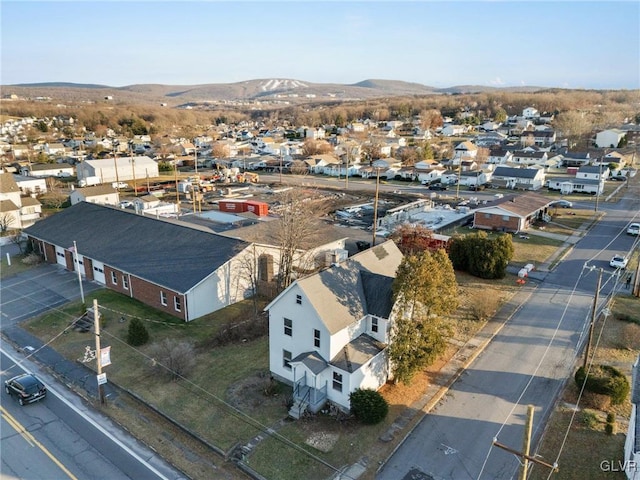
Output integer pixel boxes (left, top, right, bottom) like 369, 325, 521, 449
302, 139, 332, 156
553, 111, 595, 149
274, 189, 319, 292
0, 213, 15, 233
420, 109, 444, 130
289, 160, 309, 176
211, 142, 230, 158
10, 230, 26, 254
148, 339, 196, 381
40, 177, 68, 209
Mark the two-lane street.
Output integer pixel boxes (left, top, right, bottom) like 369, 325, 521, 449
1, 348, 185, 480
378, 182, 640, 479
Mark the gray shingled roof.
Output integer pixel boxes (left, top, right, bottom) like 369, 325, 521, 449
24, 202, 250, 293
493, 166, 540, 179
331, 334, 386, 372
291, 351, 328, 375
295, 241, 403, 334
361, 271, 395, 318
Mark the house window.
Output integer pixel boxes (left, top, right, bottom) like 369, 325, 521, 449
111, 271, 117, 284
160, 291, 167, 306
333, 372, 343, 392
484, 213, 492, 219
284, 318, 292, 336
174, 296, 181, 312
93, 266, 103, 273
296, 294, 302, 305
371, 317, 379, 333
283, 350, 292, 370
314, 329, 320, 348
122, 275, 129, 290
502, 215, 510, 221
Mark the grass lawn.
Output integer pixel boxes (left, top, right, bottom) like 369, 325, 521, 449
0, 251, 39, 279
24, 289, 284, 452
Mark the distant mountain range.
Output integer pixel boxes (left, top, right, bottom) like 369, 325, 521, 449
3, 78, 547, 106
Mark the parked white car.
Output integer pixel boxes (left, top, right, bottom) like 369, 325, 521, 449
627, 223, 640, 236
610, 255, 629, 269
112, 182, 129, 189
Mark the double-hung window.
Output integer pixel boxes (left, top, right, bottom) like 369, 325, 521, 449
284, 318, 292, 336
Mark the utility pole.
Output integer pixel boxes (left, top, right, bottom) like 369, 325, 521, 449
455, 159, 462, 200
493, 405, 558, 479
194, 146, 198, 176
632, 260, 640, 297
372, 168, 380, 247
584, 267, 603, 369
345, 147, 349, 189
174, 162, 180, 215
113, 145, 120, 188
130, 147, 137, 196
93, 299, 105, 405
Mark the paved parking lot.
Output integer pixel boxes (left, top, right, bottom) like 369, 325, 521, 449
1, 261, 102, 326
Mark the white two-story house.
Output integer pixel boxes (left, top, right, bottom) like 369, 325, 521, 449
266, 240, 403, 416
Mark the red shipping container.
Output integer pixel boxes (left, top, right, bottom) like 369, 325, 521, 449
245, 201, 269, 216
218, 200, 248, 213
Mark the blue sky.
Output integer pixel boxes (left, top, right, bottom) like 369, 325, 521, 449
2, 1, 639, 89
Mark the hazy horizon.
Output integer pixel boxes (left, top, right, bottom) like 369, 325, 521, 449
2, 1, 639, 90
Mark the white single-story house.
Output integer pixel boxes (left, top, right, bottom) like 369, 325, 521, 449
70, 185, 120, 206
21, 162, 75, 178
595, 129, 626, 149
491, 166, 546, 190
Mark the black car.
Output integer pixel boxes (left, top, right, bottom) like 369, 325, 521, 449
5, 373, 47, 405
428, 184, 448, 191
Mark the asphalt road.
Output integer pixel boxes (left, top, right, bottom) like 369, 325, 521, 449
1, 349, 181, 480
377, 183, 640, 480
0, 256, 186, 480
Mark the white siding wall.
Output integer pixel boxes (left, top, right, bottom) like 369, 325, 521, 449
268, 284, 323, 383
186, 247, 262, 321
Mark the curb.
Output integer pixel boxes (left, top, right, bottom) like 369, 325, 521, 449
375, 283, 539, 477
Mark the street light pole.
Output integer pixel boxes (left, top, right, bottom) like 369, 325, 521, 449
73, 241, 84, 304
595, 150, 605, 212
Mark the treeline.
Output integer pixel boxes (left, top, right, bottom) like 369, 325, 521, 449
2, 89, 638, 140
